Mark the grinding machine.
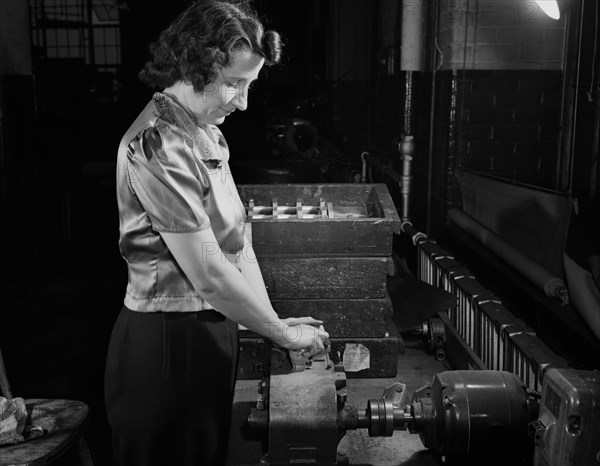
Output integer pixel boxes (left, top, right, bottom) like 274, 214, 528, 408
247, 347, 600, 466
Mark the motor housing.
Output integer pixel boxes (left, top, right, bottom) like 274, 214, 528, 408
410, 370, 532, 463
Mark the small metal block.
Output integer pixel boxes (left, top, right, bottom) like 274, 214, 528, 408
248, 199, 255, 217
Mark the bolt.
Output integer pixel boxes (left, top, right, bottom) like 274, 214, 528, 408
435, 349, 446, 362
258, 380, 268, 395
443, 396, 453, 409
567, 416, 581, 433
395, 385, 403, 393
337, 389, 348, 408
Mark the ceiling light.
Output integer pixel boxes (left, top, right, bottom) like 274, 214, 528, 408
535, 0, 561, 20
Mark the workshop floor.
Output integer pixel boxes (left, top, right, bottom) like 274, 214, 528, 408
227, 337, 448, 466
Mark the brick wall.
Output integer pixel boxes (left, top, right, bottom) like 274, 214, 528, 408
458, 69, 562, 187
421, 0, 567, 235
439, 0, 565, 70
425, 68, 564, 235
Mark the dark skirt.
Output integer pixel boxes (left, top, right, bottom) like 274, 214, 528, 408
104, 307, 239, 466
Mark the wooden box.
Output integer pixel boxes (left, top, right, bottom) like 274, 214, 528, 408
237, 184, 399, 257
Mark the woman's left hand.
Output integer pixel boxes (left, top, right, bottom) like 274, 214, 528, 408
281, 317, 324, 327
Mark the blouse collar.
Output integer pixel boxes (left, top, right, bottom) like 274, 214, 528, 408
152, 92, 222, 161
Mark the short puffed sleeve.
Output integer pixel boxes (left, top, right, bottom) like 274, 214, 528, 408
125, 124, 211, 233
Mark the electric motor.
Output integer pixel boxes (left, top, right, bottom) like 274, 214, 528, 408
410, 370, 533, 463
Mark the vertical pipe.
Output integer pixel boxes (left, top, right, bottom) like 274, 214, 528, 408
401, 73, 414, 222
400, 0, 424, 72
404, 71, 413, 135
567, 0, 586, 195
399, 0, 424, 224
360, 151, 369, 184
426, 0, 440, 235
399, 135, 415, 222
558, 0, 584, 192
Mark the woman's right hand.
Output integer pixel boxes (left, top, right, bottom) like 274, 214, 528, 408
271, 318, 329, 357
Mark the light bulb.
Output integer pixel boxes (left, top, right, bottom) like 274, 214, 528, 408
535, 0, 561, 20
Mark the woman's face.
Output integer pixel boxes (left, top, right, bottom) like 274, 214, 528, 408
185, 49, 265, 126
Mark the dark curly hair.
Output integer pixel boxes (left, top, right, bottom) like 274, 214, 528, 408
139, 0, 282, 92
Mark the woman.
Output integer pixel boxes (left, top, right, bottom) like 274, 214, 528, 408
104, 2, 329, 465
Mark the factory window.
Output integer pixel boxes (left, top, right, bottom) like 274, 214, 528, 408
30, 0, 121, 73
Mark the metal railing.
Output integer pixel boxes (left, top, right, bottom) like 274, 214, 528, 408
415, 235, 568, 391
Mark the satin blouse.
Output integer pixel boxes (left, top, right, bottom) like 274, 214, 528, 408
116, 92, 247, 312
